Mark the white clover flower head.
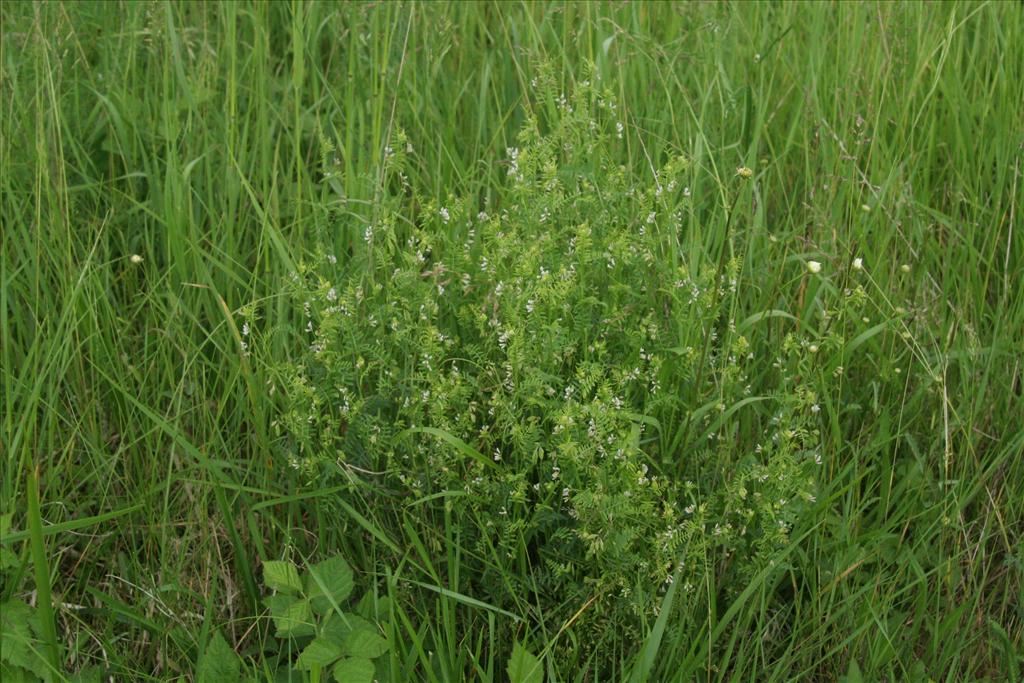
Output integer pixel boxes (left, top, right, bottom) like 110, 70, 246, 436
806, 260, 822, 274
130, 254, 144, 264
736, 166, 753, 179
900, 263, 911, 273
852, 257, 863, 271
808, 343, 819, 354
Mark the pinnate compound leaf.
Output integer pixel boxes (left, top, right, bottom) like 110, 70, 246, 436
305, 555, 354, 613
507, 641, 544, 683
332, 656, 375, 683
263, 560, 302, 594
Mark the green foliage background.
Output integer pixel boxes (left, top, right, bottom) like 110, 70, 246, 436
1, 1, 1021, 681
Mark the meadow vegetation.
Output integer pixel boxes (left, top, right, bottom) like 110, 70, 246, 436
1, 2, 1022, 681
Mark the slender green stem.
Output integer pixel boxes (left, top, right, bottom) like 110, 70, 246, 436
27, 466, 61, 675
676, 182, 745, 471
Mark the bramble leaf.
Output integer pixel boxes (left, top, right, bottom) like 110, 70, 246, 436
332, 656, 375, 683
263, 560, 302, 594
355, 592, 391, 622
322, 612, 374, 646
197, 631, 242, 682
0, 600, 49, 679
295, 636, 343, 670
270, 597, 315, 638
342, 624, 389, 659
305, 555, 354, 613
507, 641, 544, 683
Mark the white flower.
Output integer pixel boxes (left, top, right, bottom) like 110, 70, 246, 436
806, 260, 822, 274
900, 263, 911, 273
130, 254, 144, 264
852, 257, 863, 270
439, 207, 450, 223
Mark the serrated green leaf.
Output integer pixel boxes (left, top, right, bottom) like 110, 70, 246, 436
0, 547, 18, 572
1, 600, 48, 679
332, 656, 375, 683
197, 631, 242, 682
264, 593, 295, 618
305, 555, 354, 613
1, 600, 33, 652
0, 662, 35, 683
507, 641, 543, 683
342, 625, 389, 659
841, 659, 864, 683
355, 592, 392, 622
68, 666, 104, 683
271, 598, 315, 638
263, 560, 302, 594
322, 612, 374, 646
295, 636, 343, 670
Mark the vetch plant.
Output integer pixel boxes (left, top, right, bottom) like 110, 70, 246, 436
269, 76, 826, 668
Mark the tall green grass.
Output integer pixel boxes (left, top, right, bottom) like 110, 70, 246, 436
1, 2, 1021, 681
